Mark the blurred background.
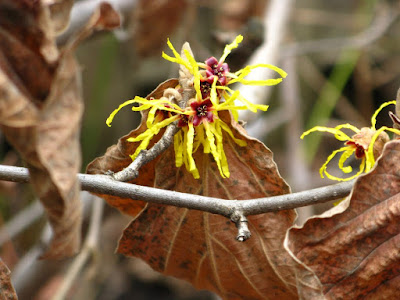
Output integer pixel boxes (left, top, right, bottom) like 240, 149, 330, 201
1, 0, 400, 298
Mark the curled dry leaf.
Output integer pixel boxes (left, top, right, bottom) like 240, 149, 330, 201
90, 103, 298, 299
0, 258, 17, 300
286, 139, 400, 299
0, 1, 120, 259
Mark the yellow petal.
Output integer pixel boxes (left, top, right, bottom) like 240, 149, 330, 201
320, 146, 347, 180
220, 86, 269, 113
106, 99, 138, 127
204, 121, 227, 178
301, 126, 351, 141
174, 131, 184, 167
338, 148, 356, 173
371, 100, 396, 129
196, 124, 209, 153
218, 89, 240, 108
365, 126, 400, 171
231, 108, 239, 121
162, 39, 192, 72
129, 135, 153, 160
212, 121, 230, 177
147, 105, 159, 128
183, 49, 201, 97
186, 122, 197, 172
230, 64, 287, 86
128, 115, 178, 144
219, 35, 243, 63
218, 120, 247, 147
210, 77, 219, 107
320, 146, 365, 181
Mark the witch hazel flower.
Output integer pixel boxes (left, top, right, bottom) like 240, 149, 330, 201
301, 101, 400, 181
107, 35, 287, 179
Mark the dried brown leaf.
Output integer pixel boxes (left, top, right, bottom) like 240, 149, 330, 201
132, 0, 187, 57
0, 0, 58, 116
0, 1, 120, 259
286, 139, 400, 299
98, 110, 298, 299
0, 258, 17, 300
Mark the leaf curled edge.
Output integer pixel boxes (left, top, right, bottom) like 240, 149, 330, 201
0, 2, 121, 259
285, 139, 400, 299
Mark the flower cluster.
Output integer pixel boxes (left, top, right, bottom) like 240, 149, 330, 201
106, 35, 287, 179
301, 101, 400, 181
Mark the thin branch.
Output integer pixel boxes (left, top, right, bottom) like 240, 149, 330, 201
112, 122, 179, 181
0, 165, 354, 241
0, 165, 353, 217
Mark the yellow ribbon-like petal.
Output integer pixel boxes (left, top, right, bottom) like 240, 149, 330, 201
320, 147, 354, 181
229, 64, 287, 86
218, 120, 247, 147
365, 126, 400, 171
183, 49, 202, 99
204, 121, 226, 178
219, 35, 244, 63
162, 39, 193, 72
211, 121, 230, 177
338, 148, 356, 174
186, 122, 199, 178
371, 100, 396, 129
106, 99, 138, 127
174, 131, 184, 168
301, 126, 352, 141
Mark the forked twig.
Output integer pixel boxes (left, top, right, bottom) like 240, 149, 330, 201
112, 122, 179, 181
0, 165, 354, 241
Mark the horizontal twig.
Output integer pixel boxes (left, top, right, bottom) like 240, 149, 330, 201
0, 165, 354, 217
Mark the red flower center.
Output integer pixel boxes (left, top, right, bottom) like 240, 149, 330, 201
205, 56, 230, 85
190, 99, 214, 126
200, 79, 212, 99
346, 141, 365, 159
178, 115, 189, 127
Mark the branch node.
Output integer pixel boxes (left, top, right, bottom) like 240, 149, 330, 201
231, 211, 251, 242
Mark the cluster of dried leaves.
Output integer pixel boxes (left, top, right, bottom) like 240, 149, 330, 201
1, 1, 400, 299
0, 0, 120, 298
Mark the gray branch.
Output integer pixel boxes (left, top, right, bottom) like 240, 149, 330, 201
0, 164, 353, 216
0, 165, 354, 241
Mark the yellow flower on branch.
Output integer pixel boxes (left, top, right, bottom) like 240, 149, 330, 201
162, 35, 287, 114
301, 101, 400, 181
107, 35, 286, 179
